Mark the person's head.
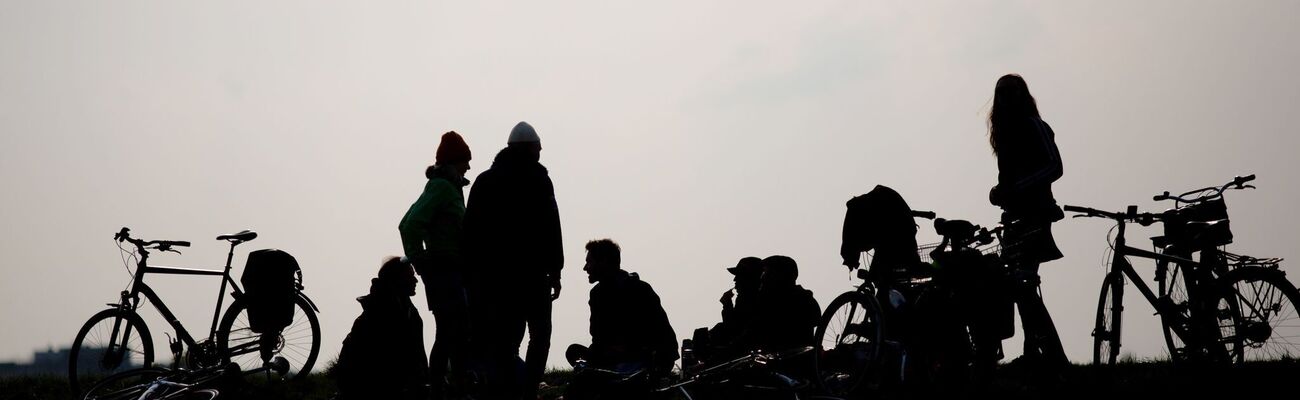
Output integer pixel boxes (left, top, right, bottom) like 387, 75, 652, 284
377, 256, 417, 296
987, 74, 1040, 154
760, 255, 799, 291
507, 121, 542, 162
436, 131, 472, 177
583, 239, 621, 283
727, 257, 764, 294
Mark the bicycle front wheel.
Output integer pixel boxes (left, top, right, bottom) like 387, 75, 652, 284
1093, 273, 1123, 366
1220, 267, 1300, 361
80, 367, 170, 400
216, 295, 320, 379
814, 291, 884, 396
69, 309, 155, 395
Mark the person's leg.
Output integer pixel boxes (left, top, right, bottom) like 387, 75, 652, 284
1013, 262, 1067, 366
522, 287, 553, 400
424, 268, 471, 399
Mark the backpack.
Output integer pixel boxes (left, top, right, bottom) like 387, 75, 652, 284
240, 249, 301, 334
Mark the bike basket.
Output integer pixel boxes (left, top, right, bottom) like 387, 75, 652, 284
1163, 198, 1233, 248
241, 249, 301, 334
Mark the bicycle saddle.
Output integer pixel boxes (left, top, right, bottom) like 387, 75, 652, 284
216, 230, 258, 242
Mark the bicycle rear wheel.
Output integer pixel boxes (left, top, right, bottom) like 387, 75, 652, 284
813, 292, 884, 396
69, 309, 155, 395
1221, 267, 1300, 361
216, 295, 320, 379
1093, 273, 1123, 366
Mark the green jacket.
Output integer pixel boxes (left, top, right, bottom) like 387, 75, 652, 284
399, 166, 468, 269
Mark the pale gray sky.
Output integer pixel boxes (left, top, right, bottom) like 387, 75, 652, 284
2, 1, 1299, 369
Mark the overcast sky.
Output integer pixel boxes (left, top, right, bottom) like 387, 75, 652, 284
3, 1, 1299, 369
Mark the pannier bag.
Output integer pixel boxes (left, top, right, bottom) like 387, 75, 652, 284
241, 249, 301, 334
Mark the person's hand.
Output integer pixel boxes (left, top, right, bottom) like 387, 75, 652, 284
720, 289, 735, 309
550, 276, 562, 300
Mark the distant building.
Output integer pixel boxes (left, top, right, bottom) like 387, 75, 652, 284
0, 347, 138, 377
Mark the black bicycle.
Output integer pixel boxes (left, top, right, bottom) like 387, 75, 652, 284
68, 227, 322, 394
1067, 174, 1300, 365
80, 356, 290, 400
659, 346, 842, 400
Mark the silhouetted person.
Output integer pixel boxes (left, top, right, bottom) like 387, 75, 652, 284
986, 74, 1069, 372
568, 239, 678, 380
463, 121, 563, 400
399, 131, 473, 399
741, 255, 820, 353
333, 257, 428, 400
695, 257, 763, 363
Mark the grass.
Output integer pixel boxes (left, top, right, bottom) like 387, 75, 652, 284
4, 360, 1297, 400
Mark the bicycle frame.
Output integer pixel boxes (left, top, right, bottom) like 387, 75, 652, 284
112, 241, 246, 354
1100, 215, 1213, 351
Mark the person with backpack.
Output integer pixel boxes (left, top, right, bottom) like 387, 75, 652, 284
985, 74, 1069, 372
399, 131, 473, 399
332, 257, 428, 400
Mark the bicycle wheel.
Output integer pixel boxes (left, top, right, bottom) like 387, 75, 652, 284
69, 309, 155, 395
1158, 261, 1242, 363
813, 292, 884, 396
1092, 273, 1123, 366
81, 367, 170, 400
1220, 267, 1300, 361
1158, 261, 1194, 362
216, 295, 320, 379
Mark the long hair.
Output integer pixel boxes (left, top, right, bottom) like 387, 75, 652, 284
988, 74, 1040, 155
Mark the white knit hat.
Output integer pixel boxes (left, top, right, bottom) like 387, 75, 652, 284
508, 121, 540, 144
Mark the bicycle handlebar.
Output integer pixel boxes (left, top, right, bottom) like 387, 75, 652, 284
911, 210, 936, 220
115, 227, 191, 251
1063, 204, 1163, 225
1152, 174, 1256, 203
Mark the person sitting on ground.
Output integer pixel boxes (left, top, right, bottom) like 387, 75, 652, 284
332, 257, 428, 400
691, 257, 763, 365
740, 255, 821, 353
565, 239, 678, 400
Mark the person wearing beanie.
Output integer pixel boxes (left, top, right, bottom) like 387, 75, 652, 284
739, 255, 821, 353
398, 130, 473, 399
463, 121, 563, 399
333, 257, 427, 400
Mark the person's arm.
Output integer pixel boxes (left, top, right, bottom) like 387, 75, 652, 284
398, 180, 440, 262
637, 282, 679, 372
539, 175, 565, 299
1010, 119, 1063, 191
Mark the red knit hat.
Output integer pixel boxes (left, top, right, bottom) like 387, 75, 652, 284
436, 131, 471, 164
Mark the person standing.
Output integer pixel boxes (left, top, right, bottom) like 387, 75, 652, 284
463, 121, 563, 399
399, 131, 473, 399
986, 74, 1069, 371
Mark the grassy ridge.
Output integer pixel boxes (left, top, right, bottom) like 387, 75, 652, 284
4, 361, 1296, 400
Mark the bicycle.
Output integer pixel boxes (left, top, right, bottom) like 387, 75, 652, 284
812, 208, 934, 397
658, 346, 842, 400
68, 227, 322, 394
80, 356, 291, 400
1066, 175, 1300, 365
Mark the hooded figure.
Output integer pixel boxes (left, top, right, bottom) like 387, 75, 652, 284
741, 255, 821, 352
333, 258, 428, 400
